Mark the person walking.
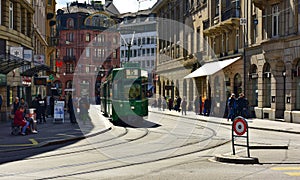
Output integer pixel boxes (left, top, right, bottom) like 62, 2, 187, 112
176, 96, 182, 112
0, 94, 2, 111
236, 93, 249, 118
194, 96, 199, 115
168, 97, 173, 111
181, 97, 187, 115
227, 93, 237, 121
68, 94, 77, 124
162, 96, 166, 111
157, 96, 162, 111
203, 97, 211, 116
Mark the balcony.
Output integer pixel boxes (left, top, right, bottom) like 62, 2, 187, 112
63, 56, 76, 62
253, 0, 282, 10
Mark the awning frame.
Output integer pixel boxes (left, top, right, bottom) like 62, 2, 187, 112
184, 56, 241, 79
0, 53, 31, 74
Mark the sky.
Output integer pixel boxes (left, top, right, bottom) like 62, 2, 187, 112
56, 0, 158, 14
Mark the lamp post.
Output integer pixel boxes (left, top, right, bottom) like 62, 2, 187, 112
120, 31, 135, 64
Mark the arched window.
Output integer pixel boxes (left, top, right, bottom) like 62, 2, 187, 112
66, 80, 73, 89
54, 80, 62, 94
234, 73, 242, 95
66, 18, 74, 29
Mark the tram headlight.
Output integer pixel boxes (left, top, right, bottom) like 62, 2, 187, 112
120, 104, 123, 107
131, 106, 135, 110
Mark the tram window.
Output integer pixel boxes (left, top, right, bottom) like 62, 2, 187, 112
129, 83, 141, 100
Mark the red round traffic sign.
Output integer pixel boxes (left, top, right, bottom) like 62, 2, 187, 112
233, 117, 247, 136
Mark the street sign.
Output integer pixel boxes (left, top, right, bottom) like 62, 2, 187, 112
49, 74, 54, 81
232, 116, 250, 157
233, 117, 247, 136
240, 18, 247, 26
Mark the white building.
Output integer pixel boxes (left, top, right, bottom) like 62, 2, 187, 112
119, 9, 157, 92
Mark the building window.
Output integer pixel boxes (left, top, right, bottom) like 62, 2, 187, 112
216, 0, 220, 16
66, 33, 74, 42
67, 18, 74, 29
9, 1, 13, 29
48, 0, 52, 5
66, 63, 75, 74
235, 29, 239, 52
86, 47, 90, 57
86, 33, 91, 42
272, 4, 279, 37
66, 48, 74, 56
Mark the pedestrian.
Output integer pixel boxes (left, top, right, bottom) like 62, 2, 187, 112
181, 97, 187, 115
194, 96, 199, 115
203, 97, 211, 116
236, 93, 249, 118
68, 94, 77, 124
79, 96, 90, 123
168, 97, 173, 111
162, 96, 166, 111
13, 105, 37, 135
176, 96, 182, 112
11, 97, 20, 116
50, 95, 55, 118
0, 94, 2, 111
199, 96, 203, 115
227, 93, 237, 121
157, 96, 162, 110
20, 97, 29, 112
37, 94, 46, 123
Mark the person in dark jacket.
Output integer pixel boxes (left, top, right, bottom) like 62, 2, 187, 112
227, 93, 237, 121
236, 93, 249, 118
203, 98, 211, 116
68, 94, 77, 124
37, 94, 46, 123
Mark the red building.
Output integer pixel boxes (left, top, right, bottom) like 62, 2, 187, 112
55, 1, 120, 99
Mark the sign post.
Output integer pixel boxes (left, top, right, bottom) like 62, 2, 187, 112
53, 100, 65, 123
232, 116, 250, 157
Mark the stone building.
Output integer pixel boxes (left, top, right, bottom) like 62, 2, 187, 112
0, 0, 34, 120
248, 0, 300, 122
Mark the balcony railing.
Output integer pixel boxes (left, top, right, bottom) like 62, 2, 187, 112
221, 7, 240, 21
63, 56, 76, 62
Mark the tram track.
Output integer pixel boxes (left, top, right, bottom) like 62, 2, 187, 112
0, 112, 231, 179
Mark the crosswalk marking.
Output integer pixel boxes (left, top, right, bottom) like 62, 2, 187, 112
271, 167, 300, 171
284, 172, 300, 176
271, 167, 300, 176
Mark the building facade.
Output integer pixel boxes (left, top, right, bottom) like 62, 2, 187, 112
0, 0, 34, 120
119, 9, 157, 94
55, 1, 120, 99
153, 0, 300, 122
249, 0, 300, 122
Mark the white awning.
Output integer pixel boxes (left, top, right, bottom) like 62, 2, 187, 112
184, 56, 241, 79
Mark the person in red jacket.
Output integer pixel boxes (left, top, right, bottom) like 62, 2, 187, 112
13, 105, 31, 135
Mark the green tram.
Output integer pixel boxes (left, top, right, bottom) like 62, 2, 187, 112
100, 63, 148, 124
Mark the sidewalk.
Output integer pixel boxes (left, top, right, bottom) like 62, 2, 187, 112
0, 105, 111, 152
1, 105, 300, 153
148, 106, 300, 134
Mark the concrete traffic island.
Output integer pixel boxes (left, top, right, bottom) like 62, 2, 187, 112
214, 154, 259, 164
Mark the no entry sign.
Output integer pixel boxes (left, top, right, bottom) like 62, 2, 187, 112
233, 117, 247, 136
